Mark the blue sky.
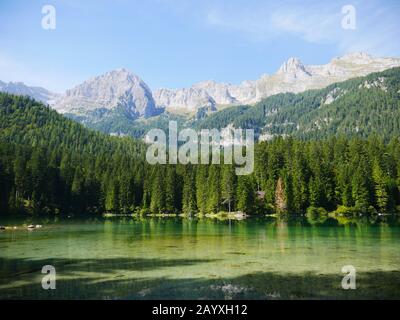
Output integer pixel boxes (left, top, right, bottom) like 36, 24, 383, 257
0, 0, 399, 92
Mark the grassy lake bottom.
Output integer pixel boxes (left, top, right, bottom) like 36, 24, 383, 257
0, 216, 399, 299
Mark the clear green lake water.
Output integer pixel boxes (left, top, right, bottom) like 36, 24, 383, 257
0, 216, 399, 299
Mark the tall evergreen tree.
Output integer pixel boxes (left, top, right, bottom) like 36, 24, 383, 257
236, 175, 254, 213
182, 168, 196, 215
206, 165, 221, 213
372, 160, 389, 212
221, 165, 236, 212
150, 167, 165, 213
195, 165, 208, 215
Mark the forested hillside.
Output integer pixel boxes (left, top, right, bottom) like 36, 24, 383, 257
1, 92, 400, 216
195, 67, 400, 141
0, 93, 147, 215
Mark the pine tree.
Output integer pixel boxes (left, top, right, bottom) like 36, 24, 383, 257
336, 164, 353, 207
0, 160, 10, 214
119, 172, 135, 214
372, 160, 389, 212
165, 167, 178, 213
206, 165, 221, 213
236, 175, 254, 213
182, 168, 196, 215
292, 163, 308, 212
309, 176, 323, 208
105, 177, 120, 214
150, 167, 165, 213
351, 158, 372, 211
13, 153, 28, 210
195, 165, 208, 215
283, 171, 294, 212
141, 178, 151, 210
84, 172, 102, 213
29, 148, 48, 211
71, 167, 84, 212
221, 165, 236, 212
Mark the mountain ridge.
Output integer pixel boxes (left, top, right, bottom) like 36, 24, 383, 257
154, 52, 400, 112
194, 66, 400, 142
1, 52, 400, 131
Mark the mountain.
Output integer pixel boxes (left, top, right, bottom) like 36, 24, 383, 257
0, 80, 58, 104
83, 66, 400, 141
53, 69, 163, 125
154, 52, 400, 113
2, 52, 400, 138
195, 67, 400, 141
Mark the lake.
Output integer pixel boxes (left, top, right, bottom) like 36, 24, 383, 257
0, 215, 399, 299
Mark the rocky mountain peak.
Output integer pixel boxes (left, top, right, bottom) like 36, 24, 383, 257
277, 57, 306, 74
54, 69, 159, 118
101, 68, 142, 83
65, 68, 145, 97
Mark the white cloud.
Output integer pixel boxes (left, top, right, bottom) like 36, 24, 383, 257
269, 6, 341, 43
205, 7, 279, 41
204, 1, 400, 56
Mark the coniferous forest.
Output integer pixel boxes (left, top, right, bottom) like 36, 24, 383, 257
1, 92, 400, 217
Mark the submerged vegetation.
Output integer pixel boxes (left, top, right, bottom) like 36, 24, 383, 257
1, 92, 400, 217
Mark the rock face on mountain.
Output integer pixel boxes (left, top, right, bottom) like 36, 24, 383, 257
0, 80, 58, 104
153, 52, 400, 113
155, 87, 217, 113
53, 69, 160, 120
